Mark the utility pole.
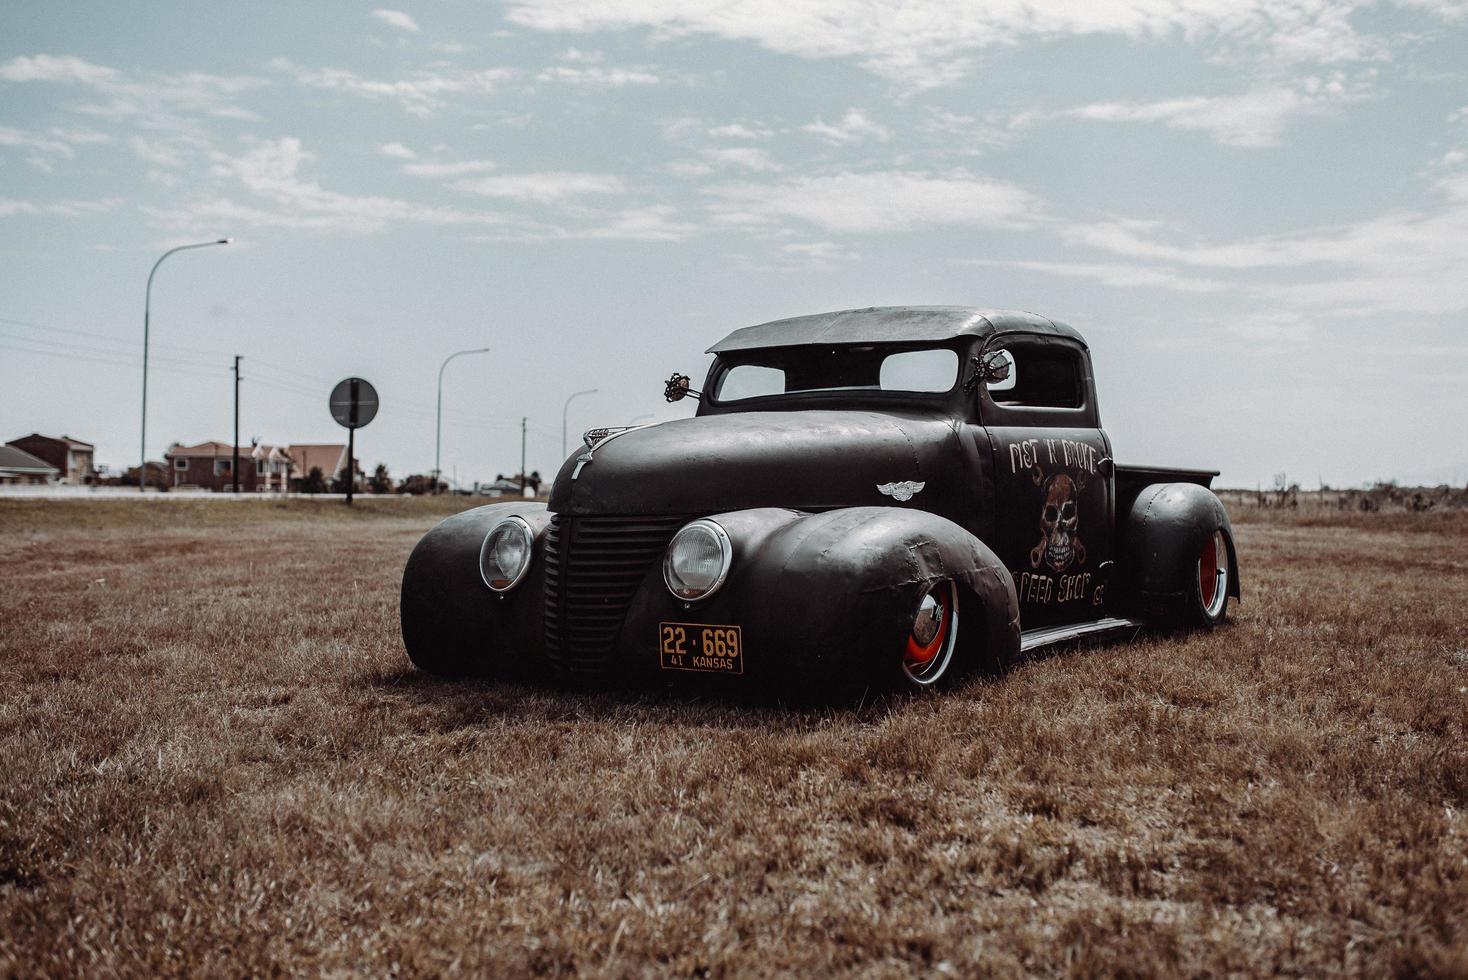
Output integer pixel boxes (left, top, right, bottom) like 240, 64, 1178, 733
520, 417, 527, 496
232, 355, 242, 493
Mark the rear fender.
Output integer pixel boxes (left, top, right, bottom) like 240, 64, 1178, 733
1118, 483, 1240, 617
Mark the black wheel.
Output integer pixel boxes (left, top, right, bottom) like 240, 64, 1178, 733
1187, 528, 1231, 626
897, 582, 961, 689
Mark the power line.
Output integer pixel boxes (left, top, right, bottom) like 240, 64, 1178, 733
0, 314, 233, 361
0, 342, 225, 380
0, 329, 222, 371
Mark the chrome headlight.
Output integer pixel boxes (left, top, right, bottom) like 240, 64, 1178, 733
662, 519, 732, 601
479, 516, 534, 592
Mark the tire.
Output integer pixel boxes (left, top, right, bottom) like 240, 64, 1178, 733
1186, 528, 1231, 626
896, 581, 962, 690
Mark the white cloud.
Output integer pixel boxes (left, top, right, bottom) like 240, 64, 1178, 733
1065, 160, 1468, 315
0, 126, 76, 158
371, 9, 420, 32
0, 196, 122, 218
169, 136, 512, 235
402, 159, 498, 178
708, 122, 775, 140
664, 158, 715, 178
276, 60, 518, 117
377, 142, 417, 160
501, 0, 1439, 89
0, 54, 265, 125
450, 172, 627, 203
802, 108, 891, 145
0, 126, 111, 169
704, 170, 1038, 233
1060, 74, 1370, 148
957, 258, 1227, 292
703, 147, 780, 172
0, 54, 119, 85
469, 204, 697, 241
535, 64, 661, 86
781, 241, 861, 263
129, 136, 185, 168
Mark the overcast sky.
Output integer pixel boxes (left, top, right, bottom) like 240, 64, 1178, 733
2, 1, 1466, 489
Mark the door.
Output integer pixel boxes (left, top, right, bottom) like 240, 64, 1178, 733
979, 338, 1112, 629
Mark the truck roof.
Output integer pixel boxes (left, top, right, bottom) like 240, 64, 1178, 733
707, 306, 1086, 353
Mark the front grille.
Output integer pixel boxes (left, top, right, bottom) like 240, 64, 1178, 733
543, 514, 687, 680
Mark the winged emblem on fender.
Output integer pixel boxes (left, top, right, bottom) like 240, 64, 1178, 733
877, 481, 925, 502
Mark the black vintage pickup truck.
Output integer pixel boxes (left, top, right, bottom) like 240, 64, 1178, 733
401, 306, 1238, 696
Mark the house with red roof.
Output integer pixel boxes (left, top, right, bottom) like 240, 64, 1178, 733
165, 441, 294, 492
287, 444, 359, 492
5, 433, 94, 484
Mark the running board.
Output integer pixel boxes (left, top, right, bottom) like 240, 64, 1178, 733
1020, 616, 1148, 654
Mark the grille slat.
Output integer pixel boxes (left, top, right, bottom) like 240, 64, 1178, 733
543, 514, 686, 681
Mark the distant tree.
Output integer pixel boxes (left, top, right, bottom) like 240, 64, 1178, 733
396, 473, 443, 495
506, 470, 543, 493
330, 467, 351, 494
369, 462, 391, 494
302, 466, 327, 494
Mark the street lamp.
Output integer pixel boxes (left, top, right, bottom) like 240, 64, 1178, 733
562, 388, 598, 461
435, 347, 491, 494
141, 238, 232, 492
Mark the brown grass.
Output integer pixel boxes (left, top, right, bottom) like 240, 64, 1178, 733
1, 499, 1465, 976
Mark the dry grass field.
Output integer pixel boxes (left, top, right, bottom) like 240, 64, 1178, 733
1, 497, 1465, 976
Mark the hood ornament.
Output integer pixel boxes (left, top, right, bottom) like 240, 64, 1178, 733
572, 424, 652, 480
877, 481, 925, 502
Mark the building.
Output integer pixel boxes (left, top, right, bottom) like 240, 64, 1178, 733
287, 444, 358, 491
0, 445, 60, 485
475, 478, 529, 497
165, 441, 293, 492
5, 434, 94, 484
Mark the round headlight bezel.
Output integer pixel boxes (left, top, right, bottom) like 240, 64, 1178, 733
662, 518, 733, 602
479, 516, 535, 593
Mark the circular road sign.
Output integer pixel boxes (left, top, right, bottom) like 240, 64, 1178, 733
329, 377, 379, 429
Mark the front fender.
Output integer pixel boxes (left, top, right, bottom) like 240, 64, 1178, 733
399, 502, 550, 676
618, 506, 1019, 694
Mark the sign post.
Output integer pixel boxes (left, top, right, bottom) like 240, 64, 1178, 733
329, 377, 379, 505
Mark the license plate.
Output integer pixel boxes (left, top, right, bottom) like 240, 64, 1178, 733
659, 622, 743, 675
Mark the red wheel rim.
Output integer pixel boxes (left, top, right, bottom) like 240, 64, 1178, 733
1197, 529, 1228, 619
902, 583, 958, 685
904, 591, 950, 671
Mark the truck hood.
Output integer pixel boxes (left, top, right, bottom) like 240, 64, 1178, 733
549, 410, 961, 516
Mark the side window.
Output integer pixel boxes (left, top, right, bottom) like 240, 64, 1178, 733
986, 345, 1083, 409
718, 364, 785, 400
879, 349, 959, 392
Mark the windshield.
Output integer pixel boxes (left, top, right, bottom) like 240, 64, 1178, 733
713, 345, 960, 403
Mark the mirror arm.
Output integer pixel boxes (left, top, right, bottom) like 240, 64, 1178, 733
664, 372, 702, 403
963, 334, 1002, 394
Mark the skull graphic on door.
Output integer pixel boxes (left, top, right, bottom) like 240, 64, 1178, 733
1029, 466, 1087, 573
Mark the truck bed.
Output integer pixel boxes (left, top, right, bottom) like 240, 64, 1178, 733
1115, 464, 1219, 520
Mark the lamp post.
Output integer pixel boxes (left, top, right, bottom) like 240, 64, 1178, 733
561, 388, 597, 461
141, 238, 232, 492
435, 347, 491, 494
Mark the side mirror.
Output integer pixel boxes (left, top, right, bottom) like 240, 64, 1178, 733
664, 373, 701, 403
980, 349, 1012, 385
